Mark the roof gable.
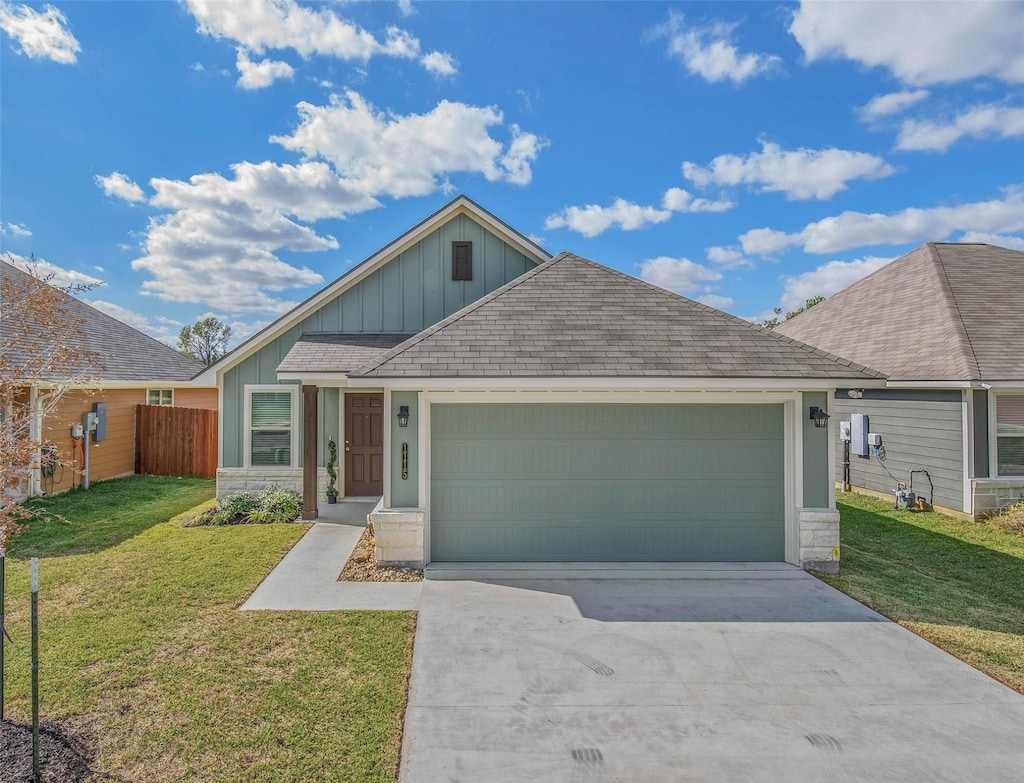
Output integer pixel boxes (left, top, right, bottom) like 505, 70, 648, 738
350, 253, 884, 380
777, 243, 1024, 382
1, 260, 205, 383
194, 195, 551, 384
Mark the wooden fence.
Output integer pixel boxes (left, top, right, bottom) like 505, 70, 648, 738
135, 404, 218, 479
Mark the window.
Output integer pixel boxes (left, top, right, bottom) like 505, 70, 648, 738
246, 386, 296, 467
452, 241, 472, 281
147, 389, 173, 406
996, 394, 1024, 476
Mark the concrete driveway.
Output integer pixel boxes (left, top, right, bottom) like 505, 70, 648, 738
400, 566, 1024, 783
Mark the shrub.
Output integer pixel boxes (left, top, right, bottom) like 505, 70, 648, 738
201, 487, 302, 526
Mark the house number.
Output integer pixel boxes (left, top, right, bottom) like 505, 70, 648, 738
401, 443, 409, 480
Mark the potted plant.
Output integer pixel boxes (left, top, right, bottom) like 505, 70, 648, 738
326, 437, 339, 504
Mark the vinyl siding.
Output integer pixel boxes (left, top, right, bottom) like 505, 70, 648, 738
221, 214, 535, 468
833, 392, 965, 512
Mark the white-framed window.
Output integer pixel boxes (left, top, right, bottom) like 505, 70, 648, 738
244, 385, 298, 468
147, 389, 174, 406
995, 393, 1024, 477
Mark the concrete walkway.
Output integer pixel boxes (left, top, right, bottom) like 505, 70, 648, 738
401, 569, 1024, 783
240, 503, 422, 611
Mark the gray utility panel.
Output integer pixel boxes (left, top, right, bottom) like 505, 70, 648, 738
429, 403, 786, 562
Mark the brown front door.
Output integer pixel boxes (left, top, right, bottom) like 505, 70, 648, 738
345, 393, 384, 496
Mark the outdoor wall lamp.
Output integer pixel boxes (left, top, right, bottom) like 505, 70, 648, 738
809, 406, 830, 428
397, 406, 410, 428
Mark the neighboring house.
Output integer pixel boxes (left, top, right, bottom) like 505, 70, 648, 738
777, 242, 1024, 519
1, 260, 217, 496
197, 196, 883, 572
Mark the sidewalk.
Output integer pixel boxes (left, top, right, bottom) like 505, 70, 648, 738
240, 503, 422, 611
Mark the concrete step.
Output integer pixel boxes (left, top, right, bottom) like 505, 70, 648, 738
424, 561, 804, 581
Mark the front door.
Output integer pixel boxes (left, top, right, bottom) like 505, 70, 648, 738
345, 393, 384, 496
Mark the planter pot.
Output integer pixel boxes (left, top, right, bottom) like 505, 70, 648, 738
327, 495, 337, 505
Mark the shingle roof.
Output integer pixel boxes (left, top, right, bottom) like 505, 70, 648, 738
277, 333, 417, 374
349, 253, 884, 380
776, 243, 1024, 382
1, 261, 206, 382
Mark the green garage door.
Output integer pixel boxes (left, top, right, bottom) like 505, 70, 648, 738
430, 403, 785, 562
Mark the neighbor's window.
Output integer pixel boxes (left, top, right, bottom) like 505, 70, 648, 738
452, 241, 472, 281
996, 394, 1024, 476
249, 388, 295, 467
147, 389, 173, 406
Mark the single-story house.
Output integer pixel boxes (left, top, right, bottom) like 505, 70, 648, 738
1, 260, 217, 496
196, 196, 884, 572
777, 242, 1024, 519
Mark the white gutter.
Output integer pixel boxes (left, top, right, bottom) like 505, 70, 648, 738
344, 376, 888, 392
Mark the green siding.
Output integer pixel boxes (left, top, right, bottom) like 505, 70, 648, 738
390, 391, 420, 507
802, 391, 830, 508
430, 403, 786, 562
221, 214, 536, 468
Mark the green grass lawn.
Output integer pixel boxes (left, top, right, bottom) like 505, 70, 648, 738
3, 476, 415, 782
823, 492, 1024, 694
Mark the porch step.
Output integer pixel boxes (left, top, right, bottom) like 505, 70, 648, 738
424, 561, 802, 581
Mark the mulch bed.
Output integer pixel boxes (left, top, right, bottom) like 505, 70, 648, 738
0, 719, 97, 783
339, 527, 422, 582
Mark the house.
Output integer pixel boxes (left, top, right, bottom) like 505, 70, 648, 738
776, 242, 1024, 519
1, 260, 217, 496
197, 196, 884, 572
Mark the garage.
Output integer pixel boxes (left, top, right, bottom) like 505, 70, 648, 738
429, 402, 785, 562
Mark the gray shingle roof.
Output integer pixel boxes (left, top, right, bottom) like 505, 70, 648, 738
776, 243, 1024, 382
1, 260, 206, 382
277, 333, 417, 374
350, 253, 884, 380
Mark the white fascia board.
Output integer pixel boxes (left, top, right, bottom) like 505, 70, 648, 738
884, 380, 990, 389
27, 379, 213, 390
193, 198, 552, 386
347, 376, 886, 392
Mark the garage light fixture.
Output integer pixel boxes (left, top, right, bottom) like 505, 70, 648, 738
809, 406, 830, 428
397, 406, 410, 428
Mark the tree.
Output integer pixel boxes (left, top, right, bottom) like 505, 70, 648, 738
178, 316, 230, 366
760, 295, 825, 329
1, 254, 101, 550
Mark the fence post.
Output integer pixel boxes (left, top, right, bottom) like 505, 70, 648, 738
31, 557, 40, 782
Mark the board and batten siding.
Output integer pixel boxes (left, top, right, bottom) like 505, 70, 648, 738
833, 391, 965, 512
221, 214, 536, 468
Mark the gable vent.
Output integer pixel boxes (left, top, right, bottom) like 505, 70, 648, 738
452, 241, 473, 281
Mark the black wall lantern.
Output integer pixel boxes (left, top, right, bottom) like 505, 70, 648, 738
397, 405, 410, 428
809, 406, 830, 428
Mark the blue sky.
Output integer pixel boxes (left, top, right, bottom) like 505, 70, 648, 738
2, 0, 1023, 346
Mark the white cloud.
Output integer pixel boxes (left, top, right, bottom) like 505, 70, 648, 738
546, 188, 732, 238
697, 293, 734, 309
896, 104, 1024, 152
236, 48, 295, 89
421, 50, 457, 76
272, 91, 545, 197
779, 256, 893, 311
95, 171, 146, 203
7, 253, 104, 288
397, 0, 414, 16
186, 0, 444, 78
0, 3, 80, 64
682, 141, 895, 201
789, 0, 1024, 86
958, 231, 1024, 251
638, 256, 722, 296
653, 11, 781, 85
189, 61, 204, 72
706, 245, 751, 268
0, 221, 32, 238
739, 187, 1024, 256
127, 93, 541, 314
85, 299, 179, 344
860, 89, 930, 119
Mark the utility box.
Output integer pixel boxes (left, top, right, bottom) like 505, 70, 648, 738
92, 402, 107, 442
840, 421, 851, 442
850, 413, 869, 457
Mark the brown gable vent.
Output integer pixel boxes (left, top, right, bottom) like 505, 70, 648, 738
452, 241, 473, 281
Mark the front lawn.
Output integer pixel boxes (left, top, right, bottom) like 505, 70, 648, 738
3, 476, 415, 782
824, 493, 1024, 694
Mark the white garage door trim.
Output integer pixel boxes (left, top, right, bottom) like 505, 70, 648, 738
414, 390, 804, 566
